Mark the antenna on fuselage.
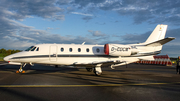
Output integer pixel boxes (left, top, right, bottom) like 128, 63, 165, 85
82, 42, 85, 45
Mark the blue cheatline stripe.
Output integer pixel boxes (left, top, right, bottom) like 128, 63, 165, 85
11, 54, 119, 59
10, 50, 161, 59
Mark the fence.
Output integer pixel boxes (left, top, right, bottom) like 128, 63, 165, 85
136, 55, 172, 66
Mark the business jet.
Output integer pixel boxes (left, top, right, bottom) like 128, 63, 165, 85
3, 24, 175, 76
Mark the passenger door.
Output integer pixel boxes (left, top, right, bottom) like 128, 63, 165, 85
49, 45, 57, 62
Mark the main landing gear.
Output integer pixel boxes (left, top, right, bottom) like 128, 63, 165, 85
16, 63, 26, 73
93, 68, 102, 76
86, 64, 102, 76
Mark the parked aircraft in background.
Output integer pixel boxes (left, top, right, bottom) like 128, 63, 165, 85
4, 24, 175, 76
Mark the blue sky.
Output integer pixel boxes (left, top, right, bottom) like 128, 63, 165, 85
0, 0, 179, 57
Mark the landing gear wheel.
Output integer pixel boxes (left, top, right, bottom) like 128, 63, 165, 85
16, 69, 25, 73
94, 71, 102, 76
86, 68, 92, 72
93, 68, 102, 76
22, 71, 25, 73
16, 71, 20, 73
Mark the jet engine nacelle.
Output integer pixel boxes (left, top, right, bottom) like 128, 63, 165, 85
104, 44, 131, 56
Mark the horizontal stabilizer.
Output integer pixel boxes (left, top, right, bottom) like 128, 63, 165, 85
145, 37, 175, 46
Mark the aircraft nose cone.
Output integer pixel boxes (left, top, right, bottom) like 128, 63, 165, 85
3, 56, 10, 62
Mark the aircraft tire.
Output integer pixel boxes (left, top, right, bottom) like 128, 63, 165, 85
93, 68, 102, 76
95, 71, 102, 76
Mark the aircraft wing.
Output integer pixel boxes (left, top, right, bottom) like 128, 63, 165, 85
109, 55, 155, 68
73, 59, 140, 68
110, 58, 139, 68
138, 55, 155, 61
145, 37, 175, 46
72, 60, 123, 67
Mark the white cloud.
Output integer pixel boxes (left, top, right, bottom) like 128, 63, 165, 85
88, 30, 106, 37
11, 34, 36, 41
71, 12, 93, 16
112, 5, 148, 11
0, 37, 35, 50
46, 27, 60, 31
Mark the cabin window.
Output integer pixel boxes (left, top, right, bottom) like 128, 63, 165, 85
69, 48, 72, 52
31, 47, 36, 51
86, 48, 89, 52
36, 47, 39, 51
78, 48, 81, 52
61, 48, 64, 52
96, 48, 100, 53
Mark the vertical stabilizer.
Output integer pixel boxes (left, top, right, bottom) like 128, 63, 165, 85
145, 24, 167, 44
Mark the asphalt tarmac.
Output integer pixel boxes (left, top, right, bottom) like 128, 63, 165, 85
0, 62, 180, 101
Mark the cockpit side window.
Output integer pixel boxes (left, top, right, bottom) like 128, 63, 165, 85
31, 47, 36, 51
25, 46, 34, 51
36, 47, 39, 51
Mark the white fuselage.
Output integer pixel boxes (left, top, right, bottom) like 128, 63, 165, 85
4, 44, 123, 66
4, 43, 160, 67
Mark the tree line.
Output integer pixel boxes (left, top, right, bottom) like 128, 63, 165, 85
0, 48, 21, 57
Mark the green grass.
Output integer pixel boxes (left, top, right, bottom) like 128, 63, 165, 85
0, 54, 7, 61
0, 54, 4, 57
0, 57, 4, 61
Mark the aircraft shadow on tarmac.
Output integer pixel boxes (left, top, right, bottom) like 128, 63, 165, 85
0, 65, 135, 87
0, 63, 177, 75
0, 64, 81, 74
0, 64, 141, 84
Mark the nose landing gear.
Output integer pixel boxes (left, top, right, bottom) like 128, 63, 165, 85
16, 63, 26, 73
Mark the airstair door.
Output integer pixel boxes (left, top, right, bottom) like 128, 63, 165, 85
49, 45, 57, 62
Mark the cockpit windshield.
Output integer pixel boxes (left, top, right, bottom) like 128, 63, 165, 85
25, 46, 34, 51
31, 47, 36, 51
